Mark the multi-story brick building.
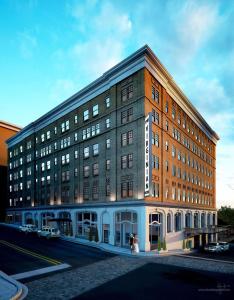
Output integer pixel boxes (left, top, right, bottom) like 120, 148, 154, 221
6, 45, 219, 251
0, 120, 21, 221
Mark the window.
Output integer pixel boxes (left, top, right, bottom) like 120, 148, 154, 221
128, 153, 133, 168
121, 85, 133, 102
74, 150, 78, 159
121, 155, 127, 169
106, 138, 111, 149
74, 168, 78, 177
165, 140, 169, 151
93, 104, 99, 117
121, 130, 133, 146
84, 147, 89, 159
61, 154, 70, 165
106, 159, 110, 170
165, 160, 169, 172
93, 144, 99, 156
92, 181, 99, 199
41, 162, 45, 171
83, 182, 89, 200
121, 181, 133, 198
93, 163, 99, 176
105, 97, 110, 108
165, 120, 169, 131
83, 109, 89, 121
152, 132, 159, 147
74, 132, 78, 141
83, 166, 90, 177
106, 118, 110, 128
47, 131, 50, 140
62, 171, 70, 182
121, 107, 133, 124
152, 155, 159, 169
47, 161, 51, 170
172, 146, 176, 157
41, 134, 45, 142
165, 101, 168, 113
152, 86, 159, 103
20, 145, 23, 153
152, 110, 159, 125
172, 165, 176, 176
74, 115, 78, 124
172, 106, 176, 119
152, 182, 159, 197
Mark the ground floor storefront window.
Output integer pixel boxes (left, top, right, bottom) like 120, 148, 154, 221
115, 211, 137, 248
77, 212, 98, 241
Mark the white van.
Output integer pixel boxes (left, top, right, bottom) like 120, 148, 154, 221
37, 226, 60, 239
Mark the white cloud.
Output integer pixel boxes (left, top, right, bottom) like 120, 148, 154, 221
67, 1, 132, 83
50, 79, 77, 104
18, 31, 37, 59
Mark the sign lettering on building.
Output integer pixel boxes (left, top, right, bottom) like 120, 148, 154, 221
145, 113, 152, 196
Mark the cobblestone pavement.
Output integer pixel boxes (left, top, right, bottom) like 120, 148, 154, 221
26, 256, 146, 300
26, 255, 234, 299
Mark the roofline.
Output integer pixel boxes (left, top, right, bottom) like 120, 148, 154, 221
6, 44, 219, 146
0, 120, 22, 132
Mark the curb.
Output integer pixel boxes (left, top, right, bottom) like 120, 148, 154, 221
0, 271, 28, 300
174, 254, 234, 264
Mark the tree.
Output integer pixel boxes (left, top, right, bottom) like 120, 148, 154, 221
157, 239, 161, 251
162, 238, 167, 251
218, 206, 234, 226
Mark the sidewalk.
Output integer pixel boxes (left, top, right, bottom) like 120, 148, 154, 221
60, 235, 191, 257
0, 271, 28, 300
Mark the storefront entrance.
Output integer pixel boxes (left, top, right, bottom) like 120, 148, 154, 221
149, 213, 162, 250
115, 211, 137, 248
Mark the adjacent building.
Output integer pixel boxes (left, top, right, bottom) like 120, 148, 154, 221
0, 121, 21, 221
6, 45, 219, 251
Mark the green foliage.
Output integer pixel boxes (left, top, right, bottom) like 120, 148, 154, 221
162, 238, 167, 251
218, 206, 234, 226
157, 239, 161, 251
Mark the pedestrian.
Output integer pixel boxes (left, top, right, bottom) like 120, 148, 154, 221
129, 233, 134, 253
134, 234, 139, 253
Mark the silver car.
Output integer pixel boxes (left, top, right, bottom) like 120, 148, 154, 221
204, 242, 222, 253
219, 242, 230, 251
37, 226, 60, 239
19, 224, 37, 233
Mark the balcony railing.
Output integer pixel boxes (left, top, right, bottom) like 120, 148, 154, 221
184, 225, 231, 238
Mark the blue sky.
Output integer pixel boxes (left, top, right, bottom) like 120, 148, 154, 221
0, 0, 233, 208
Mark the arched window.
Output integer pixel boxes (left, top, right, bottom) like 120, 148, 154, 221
167, 213, 172, 233
201, 213, 205, 227
175, 212, 182, 232
194, 213, 199, 228
77, 212, 98, 241
185, 213, 191, 228
212, 214, 216, 226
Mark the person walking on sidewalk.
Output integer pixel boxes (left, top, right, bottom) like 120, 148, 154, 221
129, 233, 134, 253
134, 234, 139, 253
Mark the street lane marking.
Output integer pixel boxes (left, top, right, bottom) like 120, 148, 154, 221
0, 240, 61, 265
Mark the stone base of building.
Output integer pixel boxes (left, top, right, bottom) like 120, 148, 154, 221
6, 202, 217, 252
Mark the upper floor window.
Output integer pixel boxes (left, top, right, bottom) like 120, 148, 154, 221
74, 115, 78, 124
106, 138, 111, 149
41, 134, 45, 142
121, 85, 133, 102
165, 101, 168, 113
106, 118, 111, 129
61, 154, 70, 165
61, 120, 69, 133
84, 146, 89, 159
105, 97, 110, 108
152, 86, 159, 103
152, 109, 159, 125
152, 132, 159, 147
47, 131, 51, 140
83, 109, 89, 121
93, 104, 99, 117
93, 163, 99, 176
121, 107, 133, 124
93, 144, 99, 156
121, 130, 133, 147
172, 106, 176, 119
20, 146, 23, 153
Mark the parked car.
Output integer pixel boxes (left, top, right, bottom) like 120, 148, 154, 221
204, 242, 222, 253
37, 226, 60, 239
219, 242, 230, 251
19, 224, 37, 233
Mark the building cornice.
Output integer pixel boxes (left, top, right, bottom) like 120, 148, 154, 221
0, 120, 21, 132
7, 45, 219, 147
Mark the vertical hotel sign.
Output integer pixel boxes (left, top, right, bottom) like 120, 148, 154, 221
145, 113, 152, 196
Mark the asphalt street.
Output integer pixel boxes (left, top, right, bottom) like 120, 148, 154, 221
0, 224, 114, 276
74, 262, 234, 300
